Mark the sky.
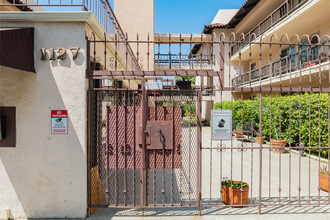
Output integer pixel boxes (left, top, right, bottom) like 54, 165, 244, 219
43, 0, 246, 34
154, 0, 247, 34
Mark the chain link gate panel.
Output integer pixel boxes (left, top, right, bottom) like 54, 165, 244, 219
88, 87, 201, 209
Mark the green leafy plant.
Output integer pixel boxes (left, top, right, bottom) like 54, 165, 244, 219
182, 103, 196, 116
320, 165, 330, 176
182, 116, 197, 125
235, 122, 242, 130
175, 76, 196, 86
221, 177, 248, 189
214, 93, 329, 158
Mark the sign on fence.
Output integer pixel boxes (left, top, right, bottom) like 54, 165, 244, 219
211, 109, 232, 140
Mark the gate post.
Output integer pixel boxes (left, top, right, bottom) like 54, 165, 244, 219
197, 82, 203, 215
141, 78, 148, 208
87, 89, 92, 214
258, 81, 263, 215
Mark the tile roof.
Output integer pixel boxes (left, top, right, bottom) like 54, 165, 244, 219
192, 0, 260, 54
201, 0, 260, 33
226, 0, 260, 28
202, 23, 227, 34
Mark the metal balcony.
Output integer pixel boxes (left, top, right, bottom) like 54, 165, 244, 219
231, 0, 309, 56
232, 44, 329, 87
154, 54, 215, 70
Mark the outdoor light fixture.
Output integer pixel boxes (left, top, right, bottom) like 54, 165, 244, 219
0, 115, 5, 140
0, 107, 16, 147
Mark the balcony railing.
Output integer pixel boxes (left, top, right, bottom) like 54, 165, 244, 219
1, 0, 141, 70
232, 44, 329, 87
231, 0, 309, 56
154, 54, 215, 70
195, 86, 216, 96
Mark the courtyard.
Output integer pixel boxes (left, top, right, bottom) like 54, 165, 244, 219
87, 126, 330, 219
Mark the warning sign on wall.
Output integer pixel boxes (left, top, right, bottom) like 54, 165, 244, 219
51, 110, 68, 135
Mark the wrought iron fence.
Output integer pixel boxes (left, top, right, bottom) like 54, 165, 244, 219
87, 33, 330, 216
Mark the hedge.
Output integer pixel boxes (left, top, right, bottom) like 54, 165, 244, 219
214, 93, 329, 158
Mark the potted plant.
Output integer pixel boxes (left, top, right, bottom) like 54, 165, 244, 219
255, 97, 287, 153
270, 120, 287, 153
320, 165, 329, 192
253, 125, 265, 144
269, 111, 287, 153
221, 177, 249, 205
256, 136, 265, 145
175, 76, 194, 90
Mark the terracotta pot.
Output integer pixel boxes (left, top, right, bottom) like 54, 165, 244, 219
235, 134, 243, 138
222, 182, 249, 205
320, 173, 329, 192
270, 139, 287, 154
256, 136, 265, 144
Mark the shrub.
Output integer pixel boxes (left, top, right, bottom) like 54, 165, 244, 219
214, 93, 329, 158
222, 177, 248, 188
182, 103, 196, 117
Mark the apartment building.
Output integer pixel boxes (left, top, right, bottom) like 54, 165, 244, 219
1, 0, 329, 218
192, 0, 330, 120
0, 1, 145, 218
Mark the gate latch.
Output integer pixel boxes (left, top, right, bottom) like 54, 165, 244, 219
147, 120, 173, 150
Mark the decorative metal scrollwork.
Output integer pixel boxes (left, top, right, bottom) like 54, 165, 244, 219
237, 143, 248, 152
296, 143, 305, 156
176, 144, 181, 154
138, 57, 144, 70
110, 57, 123, 69
313, 73, 326, 79
217, 143, 227, 152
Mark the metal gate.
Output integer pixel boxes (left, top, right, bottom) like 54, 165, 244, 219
87, 32, 330, 214
88, 80, 201, 208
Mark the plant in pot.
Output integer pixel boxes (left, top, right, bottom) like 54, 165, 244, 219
263, 105, 287, 153
221, 177, 249, 205
320, 165, 329, 192
256, 135, 265, 145
175, 76, 194, 90
270, 118, 287, 153
253, 124, 265, 145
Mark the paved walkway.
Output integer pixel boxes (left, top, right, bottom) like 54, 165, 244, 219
45, 127, 329, 220
200, 127, 329, 205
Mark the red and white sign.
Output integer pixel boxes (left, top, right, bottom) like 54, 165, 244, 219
51, 110, 68, 134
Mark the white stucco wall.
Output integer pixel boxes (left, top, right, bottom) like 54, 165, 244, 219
0, 21, 87, 219
210, 29, 236, 102
211, 9, 238, 25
